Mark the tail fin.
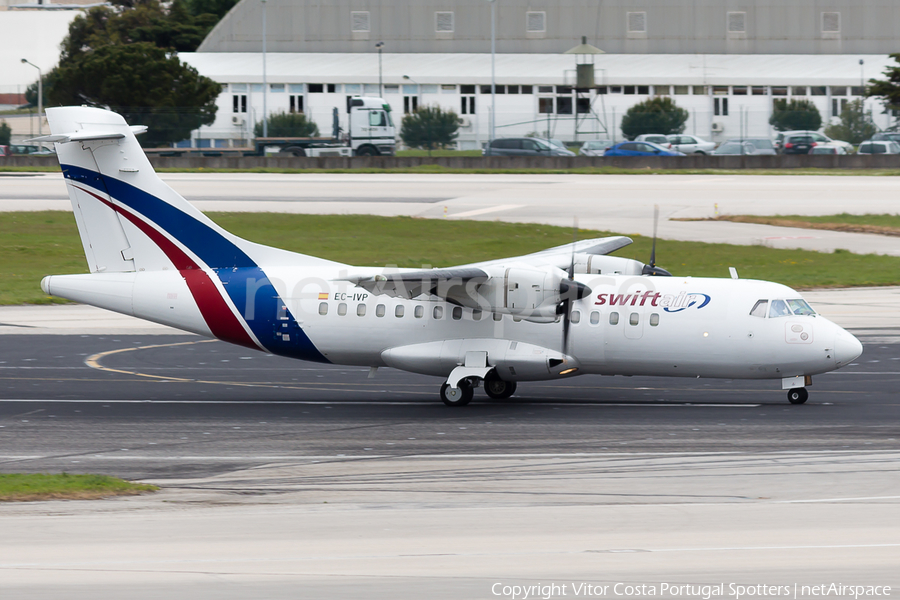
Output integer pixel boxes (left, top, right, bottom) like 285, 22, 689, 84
45, 106, 338, 273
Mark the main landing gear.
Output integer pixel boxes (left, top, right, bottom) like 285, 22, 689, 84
440, 372, 518, 406
787, 387, 809, 404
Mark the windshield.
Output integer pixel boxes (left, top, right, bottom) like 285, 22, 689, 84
768, 299, 792, 318
586, 141, 610, 149
749, 139, 774, 150
786, 299, 816, 316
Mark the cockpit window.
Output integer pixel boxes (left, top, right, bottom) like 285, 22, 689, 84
786, 299, 815, 316
749, 299, 768, 318
768, 299, 792, 318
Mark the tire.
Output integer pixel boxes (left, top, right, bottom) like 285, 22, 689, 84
355, 146, 377, 157
441, 381, 474, 407
280, 146, 306, 157
483, 372, 517, 400
787, 388, 809, 404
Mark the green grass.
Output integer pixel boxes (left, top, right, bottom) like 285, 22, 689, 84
0, 473, 157, 501
4, 212, 900, 306
680, 213, 900, 237
757, 213, 900, 228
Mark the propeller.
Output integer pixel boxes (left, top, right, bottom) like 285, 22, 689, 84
642, 204, 673, 277
559, 219, 592, 356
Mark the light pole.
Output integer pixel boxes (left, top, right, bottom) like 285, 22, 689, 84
487, 0, 496, 153
859, 58, 865, 92
262, 0, 268, 138
21, 58, 42, 138
375, 42, 384, 97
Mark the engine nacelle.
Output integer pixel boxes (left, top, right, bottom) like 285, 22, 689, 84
472, 264, 568, 322
573, 253, 645, 275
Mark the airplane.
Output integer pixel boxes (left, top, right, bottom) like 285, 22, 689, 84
34, 106, 863, 406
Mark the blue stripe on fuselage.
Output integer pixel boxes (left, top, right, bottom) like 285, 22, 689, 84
61, 163, 329, 363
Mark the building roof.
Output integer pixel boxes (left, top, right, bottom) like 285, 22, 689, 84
179, 52, 894, 87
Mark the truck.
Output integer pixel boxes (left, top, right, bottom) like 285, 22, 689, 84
145, 96, 396, 158
259, 96, 396, 157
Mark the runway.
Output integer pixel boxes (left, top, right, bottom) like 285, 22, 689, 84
2, 171, 900, 597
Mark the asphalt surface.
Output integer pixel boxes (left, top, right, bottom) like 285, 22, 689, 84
1, 333, 897, 481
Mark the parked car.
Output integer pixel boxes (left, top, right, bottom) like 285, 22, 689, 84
633, 134, 673, 148
8, 144, 40, 155
0, 145, 9, 157
666, 134, 716, 154
856, 140, 900, 155
604, 141, 684, 157
723, 137, 777, 155
809, 144, 847, 155
781, 133, 818, 155
483, 137, 576, 157
579, 139, 614, 156
713, 141, 759, 155
775, 130, 852, 154
870, 132, 900, 143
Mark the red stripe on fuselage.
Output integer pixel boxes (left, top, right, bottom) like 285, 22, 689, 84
73, 185, 259, 350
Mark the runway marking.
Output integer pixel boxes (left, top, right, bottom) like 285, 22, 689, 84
449, 204, 521, 218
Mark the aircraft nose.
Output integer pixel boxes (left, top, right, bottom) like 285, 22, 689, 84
834, 329, 863, 367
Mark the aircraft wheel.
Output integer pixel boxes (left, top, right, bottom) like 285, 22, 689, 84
787, 387, 809, 404
483, 373, 517, 400
441, 381, 473, 407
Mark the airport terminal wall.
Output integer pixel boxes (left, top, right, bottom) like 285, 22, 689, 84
8, 154, 900, 170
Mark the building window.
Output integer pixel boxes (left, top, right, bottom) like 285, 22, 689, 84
772, 86, 788, 96
714, 98, 728, 116
693, 85, 707, 95
351, 11, 370, 32
822, 12, 840, 33
624, 86, 635, 95
308, 84, 324, 93
851, 86, 865, 96
831, 86, 847, 96
461, 84, 475, 94
727, 11, 746, 33
577, 97, 590, 113
403, 96, 418, 113
289, 95, 303, 113
832, 98, 848, 118
557, 96, 573, 114
507, 85, 520, 94
655, 85, 670, 95
461, 95, 475, 114
637, 85, 650, 95
232, 94, 247, 113
435, 11, 453, 32
810, 86, 827, 96
526, 11, 546, 32
713, 85, 729, 95
270, 84, 284, 93
733, 86, 748, 95
538, 85, 554, 94
538, 97, 554, 113
792, 86, 808, 96
752, 86, 767, 95
627, 11, 647, 33
673, 85, 689, 95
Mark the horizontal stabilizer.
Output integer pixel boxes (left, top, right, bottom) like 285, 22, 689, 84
27, 125, 146, 144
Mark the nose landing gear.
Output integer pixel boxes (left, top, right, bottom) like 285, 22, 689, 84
787, 387, 809, 404
441, 380, 474, 406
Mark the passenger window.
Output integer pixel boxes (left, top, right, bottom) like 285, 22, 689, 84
571, 310, 581, 324
395, 305, 405, 317
750, 299, 768, 318
357, 304, 366, 317
433, 305, 443, 319
629, 312, 639, 326
338, 302, 347, 316
414, 305, 424, 318
493, 312, 502, 321
472, 309, 482, 321
376, 304, 385, 317
768, 299, 791, 318
650, 313, 659, 326
452, 306, 463, 320
786, 299, 816, 316
590, 311, 600, 325
609, 312, 619, 325
318, 302, 328, 315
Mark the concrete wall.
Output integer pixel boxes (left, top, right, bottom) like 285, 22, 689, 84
7, 154, 900, 170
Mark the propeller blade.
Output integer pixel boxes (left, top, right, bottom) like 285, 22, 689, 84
562, 301, 570, 355
650, 204, 659, 268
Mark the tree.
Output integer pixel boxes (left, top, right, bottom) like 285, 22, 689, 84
620, 97, 688, 140
24, 71, 56, 109
253, 112, 319, 138
50, 43, 220, 147
186, 0, 239, 20
46, 0, 222, 147
400, 105, 459, 155
0, 121, 11, 146
867, 53, 900, 129
824, 99, 877, 145
769, 99, 822, 132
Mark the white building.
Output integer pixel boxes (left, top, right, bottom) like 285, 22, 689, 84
178, 52, 895, 150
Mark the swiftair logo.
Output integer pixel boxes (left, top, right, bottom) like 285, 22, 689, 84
595, 290, 711, 313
